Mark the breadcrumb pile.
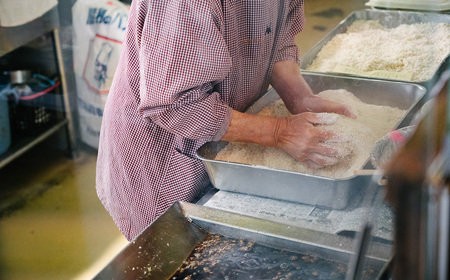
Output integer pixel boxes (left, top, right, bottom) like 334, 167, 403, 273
307, 20, 450, 82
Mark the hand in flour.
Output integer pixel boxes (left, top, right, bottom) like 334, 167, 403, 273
298, 95, 357, 119
269, 61, 356, 119
275, 112, 352, 169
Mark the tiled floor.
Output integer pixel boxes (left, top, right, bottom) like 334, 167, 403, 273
0, 1, 366, 279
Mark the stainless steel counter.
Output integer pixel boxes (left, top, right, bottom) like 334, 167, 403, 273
93, 176, 393, 280
94, 200, 392, 280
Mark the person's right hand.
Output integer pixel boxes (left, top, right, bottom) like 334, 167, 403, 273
275, 112, 352, 169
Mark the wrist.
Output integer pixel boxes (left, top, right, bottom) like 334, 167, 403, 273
273, 117, 288, 148
221, 110, 285, 148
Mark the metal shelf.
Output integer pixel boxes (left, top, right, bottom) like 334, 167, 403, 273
0, 6, 76, 169
0, 119, 68, 169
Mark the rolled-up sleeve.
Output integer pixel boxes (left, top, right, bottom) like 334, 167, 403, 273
274, 0, 306, 65
138, 1, 233, 141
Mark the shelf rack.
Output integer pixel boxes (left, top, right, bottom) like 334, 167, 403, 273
0, 7, 76, 169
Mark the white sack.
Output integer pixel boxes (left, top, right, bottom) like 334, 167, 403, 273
72, 0, 129, 148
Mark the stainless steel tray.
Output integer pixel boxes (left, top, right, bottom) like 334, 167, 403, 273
197, 73, 426, 209
94, 202, 391, 280
300, 9, 450, 88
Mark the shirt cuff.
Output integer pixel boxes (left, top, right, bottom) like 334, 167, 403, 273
212, 106, 233, 141
274, 45, 300, 65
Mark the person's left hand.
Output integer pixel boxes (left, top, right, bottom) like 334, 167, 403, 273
293, 95, 357, 119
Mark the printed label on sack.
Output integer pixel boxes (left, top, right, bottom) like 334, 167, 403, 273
86, 6, 128, 31
83, 34, 122, 94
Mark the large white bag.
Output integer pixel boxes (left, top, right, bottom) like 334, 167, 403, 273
72, 0, 129, 149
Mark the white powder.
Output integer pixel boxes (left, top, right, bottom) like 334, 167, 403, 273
215, 89, 406, 179
306, 20, 450, 82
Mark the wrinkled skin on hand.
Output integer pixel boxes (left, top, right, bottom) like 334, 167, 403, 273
275, 112, 352, 169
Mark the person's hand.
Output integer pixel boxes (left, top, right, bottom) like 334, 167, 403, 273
275, 112, 352, 169
295, 95, 357, 119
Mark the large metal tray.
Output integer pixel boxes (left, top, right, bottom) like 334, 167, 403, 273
94, 202, 391, 279
300, 9, 450, 88
197, 73, 426, 209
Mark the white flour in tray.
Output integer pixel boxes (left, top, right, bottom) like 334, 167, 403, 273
307, 20, 450, 82
215, 89, 406, 179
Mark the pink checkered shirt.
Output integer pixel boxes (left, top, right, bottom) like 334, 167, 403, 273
96, 0, 305, 240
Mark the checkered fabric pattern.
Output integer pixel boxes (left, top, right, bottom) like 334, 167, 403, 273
96, 0, 305, 241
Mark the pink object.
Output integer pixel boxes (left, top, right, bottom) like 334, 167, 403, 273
19, 81, 60, 101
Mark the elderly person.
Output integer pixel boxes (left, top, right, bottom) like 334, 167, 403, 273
96, 0, 354, 241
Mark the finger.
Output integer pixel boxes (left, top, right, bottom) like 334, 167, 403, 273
308, 153, 339, 168
316, 129, 343, 143
309, 96, 357, 119
304, 159, 323, 169
320, 131, 352, 143
329, 145, 353, 158
314, 142, 353, 158
337, 105, 357, 119
324, 101, 357, 119
303, 112, 339, 125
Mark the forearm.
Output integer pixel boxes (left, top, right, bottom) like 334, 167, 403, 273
220, 110, 284, 147
270, 60, 356, 118
269, 60, 314, 114
220, 108, 348, 169
220, 60, 317, 146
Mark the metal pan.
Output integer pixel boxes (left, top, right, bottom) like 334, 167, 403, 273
300, 9, 450, 89
94, 202, 391, 280
196, 73, 426, 209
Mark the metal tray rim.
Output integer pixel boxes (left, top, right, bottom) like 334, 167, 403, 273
300, 9, 450, 84
197, 145, 371, 181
